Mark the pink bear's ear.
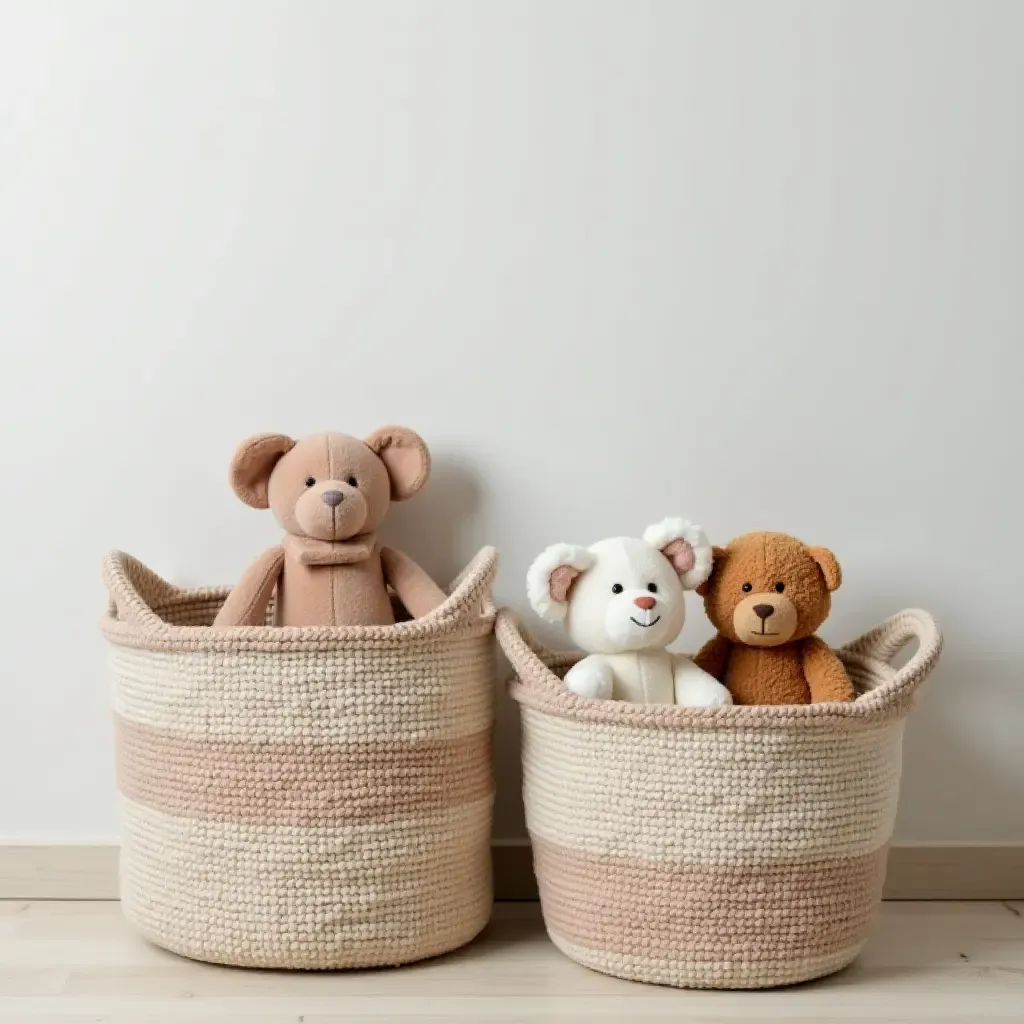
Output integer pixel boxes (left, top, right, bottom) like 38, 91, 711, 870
364, 425, 431, 501
642, 518, 714, 591
229, 433, 296, 509
526, 543, 595, 623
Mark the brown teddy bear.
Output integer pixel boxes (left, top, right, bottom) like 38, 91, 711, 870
213, 428, 447, 628
692, 531, 856, 705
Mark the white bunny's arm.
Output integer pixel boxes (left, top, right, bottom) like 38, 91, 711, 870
565, 656, 614, 701
672, 655, 733, 708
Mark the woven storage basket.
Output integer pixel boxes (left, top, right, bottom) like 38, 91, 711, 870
498, 608, 942, 990
101, 547, 498, 970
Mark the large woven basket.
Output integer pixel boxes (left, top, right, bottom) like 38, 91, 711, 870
499, 608, 942, 989
102, 547, 498, 969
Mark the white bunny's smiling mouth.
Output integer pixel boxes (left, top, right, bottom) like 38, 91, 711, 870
629, 615, 662, 628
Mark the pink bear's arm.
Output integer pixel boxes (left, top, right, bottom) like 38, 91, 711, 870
213, 546, 285, 627
380, 546, 447, 619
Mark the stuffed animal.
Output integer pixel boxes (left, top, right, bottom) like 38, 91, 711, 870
213, 428, 447, 628
692, 531, 856, 705
526, 519, 732, 707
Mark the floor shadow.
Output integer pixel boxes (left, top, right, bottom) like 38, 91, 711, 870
384, 906, 545, 976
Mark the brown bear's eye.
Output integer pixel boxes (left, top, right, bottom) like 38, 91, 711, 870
611, 583, 624, 594
347, 476, 358, 487
305, 477, 316, 487
775, 582, 785, 593
741, 583, 752, 593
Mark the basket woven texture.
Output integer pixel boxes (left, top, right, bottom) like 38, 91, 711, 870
499, 608, 942, 989
102, 547, 499, 969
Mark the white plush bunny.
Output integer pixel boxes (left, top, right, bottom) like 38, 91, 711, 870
526, 518, 732, 707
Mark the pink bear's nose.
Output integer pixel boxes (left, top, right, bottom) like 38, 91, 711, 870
633, 595, 656, 610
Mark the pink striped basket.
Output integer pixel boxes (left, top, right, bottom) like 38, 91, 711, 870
102, 547, 498, 969
498, 608, 942, 989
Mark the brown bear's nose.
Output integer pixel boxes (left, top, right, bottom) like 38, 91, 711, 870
633, 595, 656, 610
753, 603, 774, 620
321, 490, 344, 507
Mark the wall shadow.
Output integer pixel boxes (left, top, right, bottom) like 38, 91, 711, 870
377, 452, 486, 588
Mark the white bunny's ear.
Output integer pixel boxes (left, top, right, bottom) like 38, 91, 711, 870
526, 543, 595, 622
642, 517, 713, 591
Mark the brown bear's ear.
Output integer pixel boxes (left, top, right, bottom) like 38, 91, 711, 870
808, 546, 842, 592
229, 433, 296, 509
364, 426, 431, 501
695, 546, 728, 597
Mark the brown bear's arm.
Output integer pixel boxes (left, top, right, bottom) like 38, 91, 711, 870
380, 546, 447, 619
693, 634, 733, 682
801, 635, 856, 703
213, 546, 285, 627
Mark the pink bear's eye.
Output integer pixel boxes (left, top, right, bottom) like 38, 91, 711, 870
305, 477, 316, 487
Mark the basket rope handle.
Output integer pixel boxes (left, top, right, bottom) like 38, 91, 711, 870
841, 608, 942, 700
429, 546, 500, 629
102, 551, 176, 630
496, 608, 573, 697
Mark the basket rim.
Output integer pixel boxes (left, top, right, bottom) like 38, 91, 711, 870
102, 546, 499, 652
500, 607, 941, 729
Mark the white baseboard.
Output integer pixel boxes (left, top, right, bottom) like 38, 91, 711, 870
0, 841, 1021, 901
880, 843, 1024, 900
0, 844, 120, 899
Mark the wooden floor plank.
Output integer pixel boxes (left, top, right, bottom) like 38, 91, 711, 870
0, 900, 1020, 1022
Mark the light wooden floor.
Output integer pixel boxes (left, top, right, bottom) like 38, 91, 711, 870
0, 901, 1022, 1022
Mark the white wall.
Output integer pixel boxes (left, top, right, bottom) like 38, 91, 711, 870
0, 0, 1021, 844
